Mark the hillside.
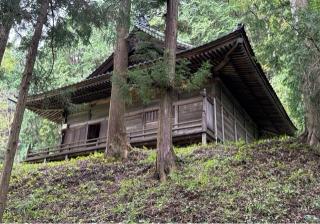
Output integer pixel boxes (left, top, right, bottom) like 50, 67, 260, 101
2, 137, 320, 222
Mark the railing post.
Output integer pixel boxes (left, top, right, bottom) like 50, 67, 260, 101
201, 89, 207, 145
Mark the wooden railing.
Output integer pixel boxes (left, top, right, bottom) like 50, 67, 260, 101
25, 96, 218, 162
26, 119, 204, 162
128, 119, 203, 141
26, 137, 107, 159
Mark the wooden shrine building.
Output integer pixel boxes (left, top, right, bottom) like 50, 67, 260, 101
24, 23, 296, 162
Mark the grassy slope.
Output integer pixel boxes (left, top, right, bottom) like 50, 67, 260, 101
2, 137, 320, 222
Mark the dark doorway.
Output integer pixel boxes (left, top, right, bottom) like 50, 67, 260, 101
87, 123, 101, 141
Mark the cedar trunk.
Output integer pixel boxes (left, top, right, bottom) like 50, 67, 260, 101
302, 94, 320, 146
302, 15, 320, 147
300, 65, 320, 146
291, 0, 320, 146
0, 0, 49, 221
156, 0, 179, 182
0, 22, 13, 66
105, 0, 131, 160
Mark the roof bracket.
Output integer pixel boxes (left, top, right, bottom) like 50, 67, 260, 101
213, 37, 243, 73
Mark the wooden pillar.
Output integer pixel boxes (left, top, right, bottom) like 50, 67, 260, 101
213, 97, 218, 143
85, 123, 89, 143
202, 89, 207, 145
202, 133, 207, 145
220, 85, 225, 142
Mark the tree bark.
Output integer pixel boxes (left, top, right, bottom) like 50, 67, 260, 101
291, 0, 320, 146
302, 17, 320, 147
300, 60, 320, 146
155, 0, 179, 182
302, 99, 320, 146
0, 0, 49, 221
105, 0, 131, 160
0, 21, 13, 66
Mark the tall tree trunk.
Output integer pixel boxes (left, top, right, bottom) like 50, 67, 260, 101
300, 60, 320, 146
0, 21, 13, 66
105, 0, 131, 160
155, 0, 178, 182
291, 0, 320, 146
0, 0, 49, 221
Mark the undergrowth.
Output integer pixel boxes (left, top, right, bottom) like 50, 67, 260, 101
2, 136, 320, 222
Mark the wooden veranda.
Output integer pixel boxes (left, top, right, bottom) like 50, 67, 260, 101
25, 90, 255, 163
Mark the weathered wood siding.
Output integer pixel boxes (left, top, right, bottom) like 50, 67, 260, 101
178, 98, 202, 123
67, 111, 89, 125
210, 79, 258, 142
91, 103, 108, 120
62, 125, 87, 145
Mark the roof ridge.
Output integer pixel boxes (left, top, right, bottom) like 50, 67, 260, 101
133, 21, 193, 49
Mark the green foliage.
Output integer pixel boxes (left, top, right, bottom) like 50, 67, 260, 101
32, 28, 113, 93
179, 0, 237, 45
18, 112, 60, 160
123, 60, 212, 104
